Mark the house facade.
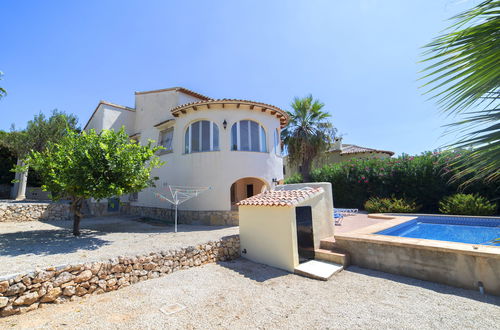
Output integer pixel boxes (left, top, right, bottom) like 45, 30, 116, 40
84, 87, 288, 225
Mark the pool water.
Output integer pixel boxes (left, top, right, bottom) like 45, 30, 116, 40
376, 216, 500, 246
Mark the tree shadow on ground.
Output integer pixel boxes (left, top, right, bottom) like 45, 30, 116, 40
0, 216, 237, 258
0, 228, 110, 257
217, 258, 289, 282
346, 266, 500, 306
38, 216, 235, 234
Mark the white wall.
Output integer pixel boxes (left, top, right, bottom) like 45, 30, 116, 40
85, 104, 135, 135
239, 205, 299, 272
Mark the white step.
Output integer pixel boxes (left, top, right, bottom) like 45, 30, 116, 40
294, 260, 343, 281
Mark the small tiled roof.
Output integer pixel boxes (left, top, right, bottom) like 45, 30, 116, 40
170, 99, 290, 128
134, 87, 210, 100
237, 187, 324, 207
330, 144, 394, 156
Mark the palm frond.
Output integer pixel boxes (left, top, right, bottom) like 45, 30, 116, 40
421, 0, 500, 185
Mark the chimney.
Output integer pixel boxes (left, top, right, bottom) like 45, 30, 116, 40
332, 137, 343, 151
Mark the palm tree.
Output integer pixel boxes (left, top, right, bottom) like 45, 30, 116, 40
421, 0, 500, 185
282, 95, 335, 182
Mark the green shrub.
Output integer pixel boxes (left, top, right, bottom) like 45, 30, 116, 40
309, 151, 498, 212
439, 194, 497, 216
284, 173, 303, 184
364, 196, 421, 213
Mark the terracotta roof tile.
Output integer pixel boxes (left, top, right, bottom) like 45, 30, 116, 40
135, 87, 210, 100
170, 99, 290, 128
330, 144, 394, 156
237, 187, 324, 207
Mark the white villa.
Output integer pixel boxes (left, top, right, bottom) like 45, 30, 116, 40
84, 87, 289, 225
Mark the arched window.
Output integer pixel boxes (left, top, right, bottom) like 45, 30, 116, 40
231, 120, 267, 152
184, 120, 219, 153
274, 128, 281, 156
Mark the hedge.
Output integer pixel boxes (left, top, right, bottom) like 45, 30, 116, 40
288, 151, 499, 213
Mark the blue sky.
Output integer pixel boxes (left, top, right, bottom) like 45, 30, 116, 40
0, 0, 474, 155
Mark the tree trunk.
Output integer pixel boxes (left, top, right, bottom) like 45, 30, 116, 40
15, 159, 28, 200
300, 159, 312, 183
71, 198, 84, 236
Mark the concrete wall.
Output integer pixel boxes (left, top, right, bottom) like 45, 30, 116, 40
334, 237, 500, 295
239, 205, 298, 272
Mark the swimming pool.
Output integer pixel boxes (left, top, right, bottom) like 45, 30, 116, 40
376, 215, 500, 246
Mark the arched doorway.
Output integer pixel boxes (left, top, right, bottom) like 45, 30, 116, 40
230, 177, 268, 209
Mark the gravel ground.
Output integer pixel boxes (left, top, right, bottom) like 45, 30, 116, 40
1, 259, 498, 329
0, 216, 238, 276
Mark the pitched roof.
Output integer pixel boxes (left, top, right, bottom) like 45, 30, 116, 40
237, 187, 324, 207
83, 100, 135, 130
134, 87, 210, 100
330, 144, 394, 156
170, 99, 290, 128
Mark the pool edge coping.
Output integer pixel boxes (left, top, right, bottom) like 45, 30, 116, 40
335, 215, 500, 258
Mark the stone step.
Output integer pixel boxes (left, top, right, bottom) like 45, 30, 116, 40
314, 248, 350, 266
319, 237, 336, 250
294, 260, 343, 281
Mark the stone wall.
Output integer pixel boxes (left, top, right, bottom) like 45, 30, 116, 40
0, 236, 240, 317
0, 202, 71, 222
121, 204, 239, 226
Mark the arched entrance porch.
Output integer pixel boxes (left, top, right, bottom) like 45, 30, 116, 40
230, 177, 269, 209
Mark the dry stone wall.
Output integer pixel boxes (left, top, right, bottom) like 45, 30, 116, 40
0, 236, 240, 317
0, 202, 70, 222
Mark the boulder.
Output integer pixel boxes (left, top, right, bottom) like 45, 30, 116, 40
13, 292, 39, 306
40, 287, 62, 303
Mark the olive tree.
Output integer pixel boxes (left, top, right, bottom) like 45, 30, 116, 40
0, 110, 79, 199
24, 128, 164, 236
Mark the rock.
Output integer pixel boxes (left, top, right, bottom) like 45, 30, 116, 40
53, 272, 75, 286
0, 280, 8, 293
143, 262, 156, 271
21, 276, 32, 286
0, 297, 8, 308
97, 280, 107, 290
61, 281, 75, 288
5, 282, 26, 296
40, 287, 62, 302
75, 286, 87, 296
1, 305, 19, 317
63, 286, 76, 296
74, 270, 93, 283
110, 264, 124, 273
19, 302, 39, 314
106, 278, 117, 287
13, 292, 38, 306
90, 262, 102, 275
94, 288, 105, 295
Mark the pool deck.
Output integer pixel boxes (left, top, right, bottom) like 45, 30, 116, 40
334, 213, 386, 234
332, 213, 500, 295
